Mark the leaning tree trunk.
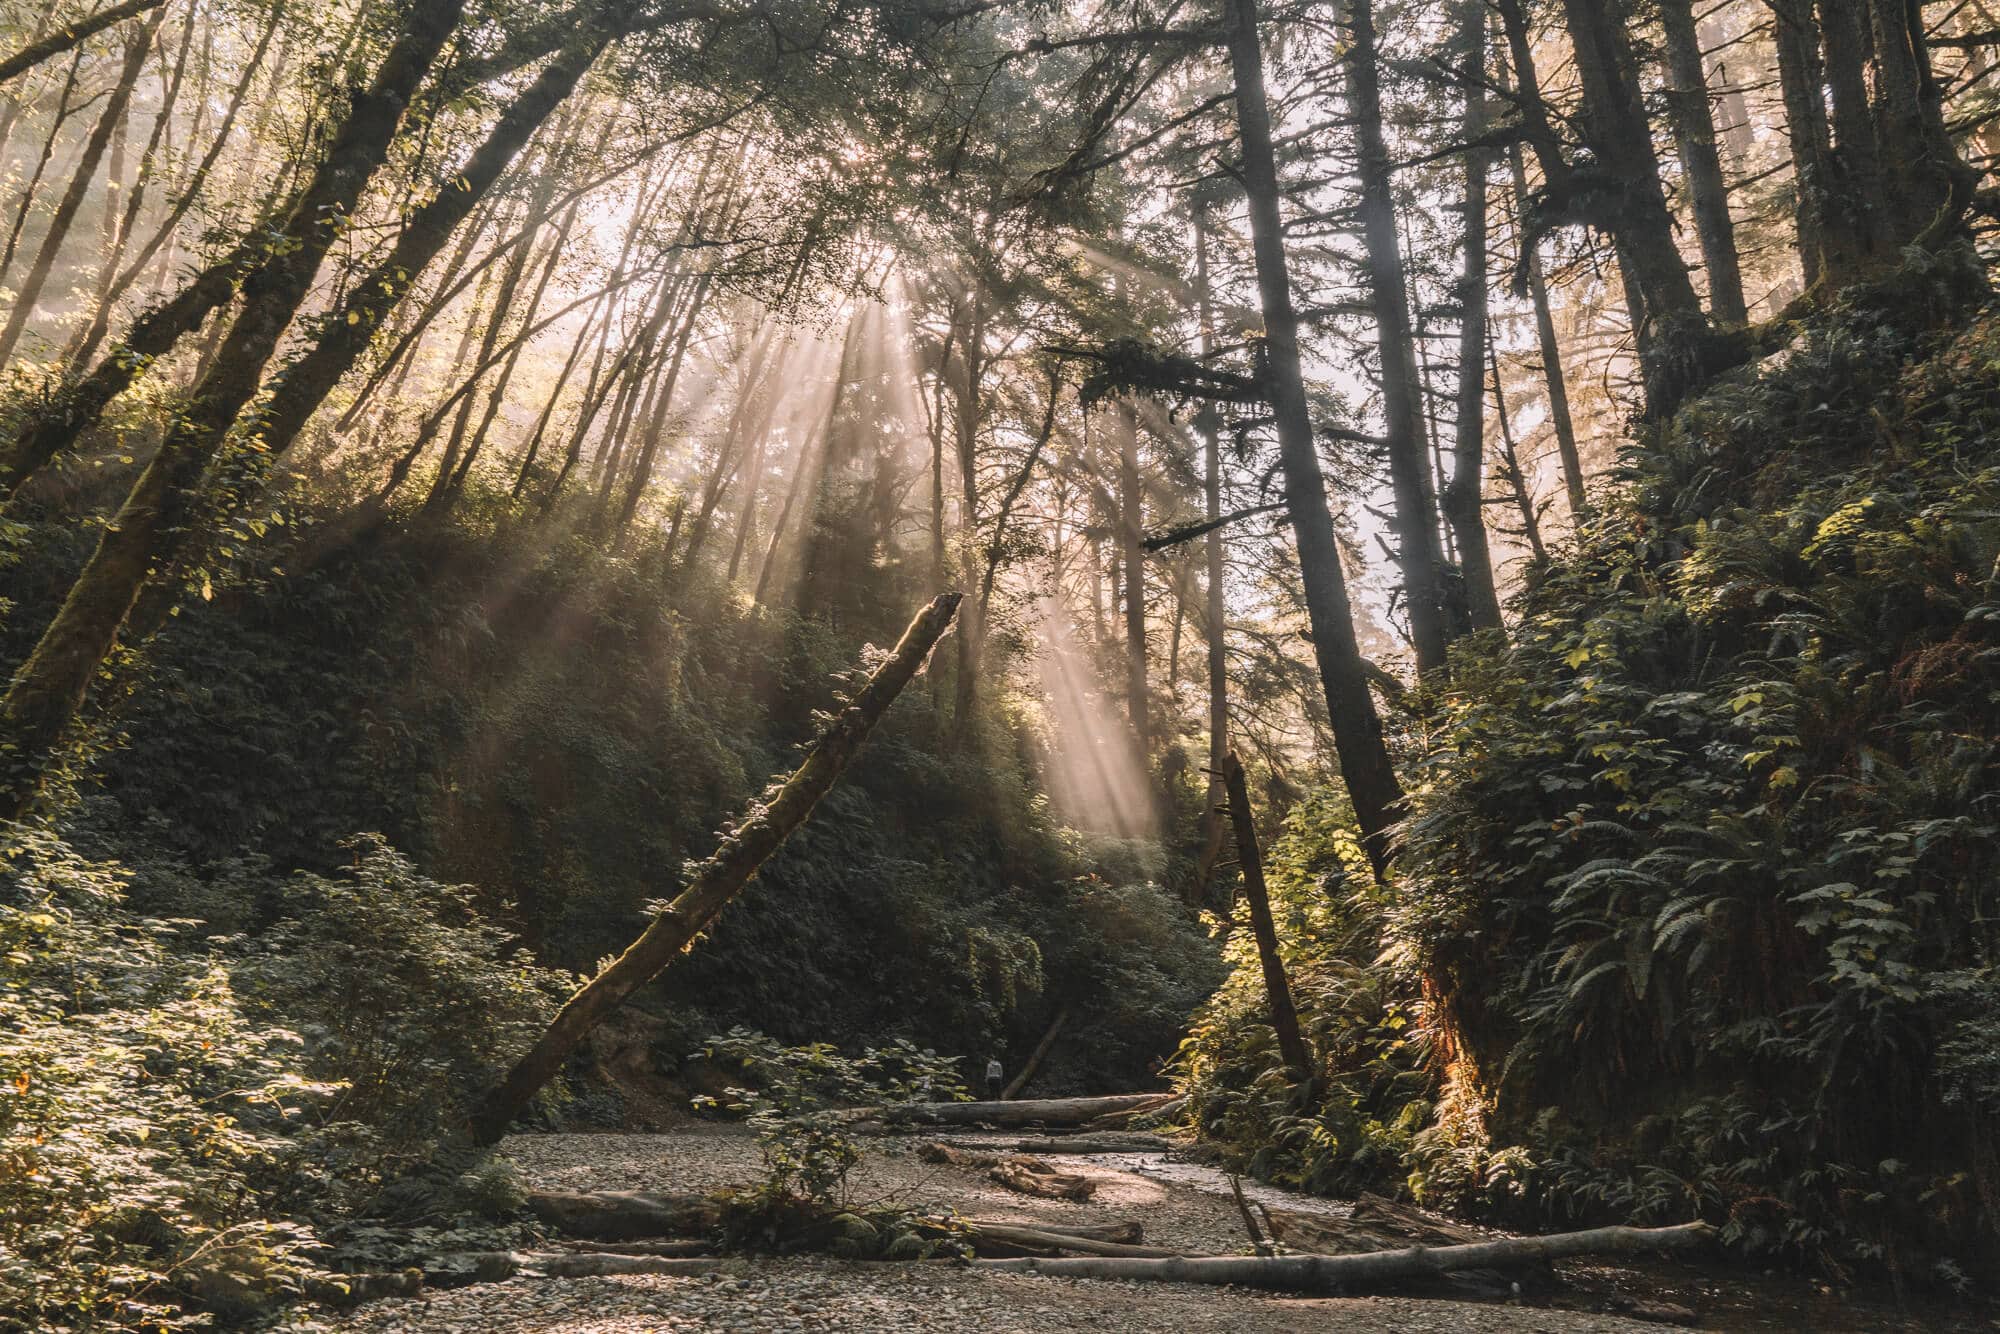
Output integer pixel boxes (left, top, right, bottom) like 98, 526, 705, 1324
1443, 0, 1502, 633
1222, 751, 1311, 1078
1221, 0, 1402, 876
0, 0, 167, 84
0, 0, 467, 819
469, 593, 961, 1144
253, 25, 609, 463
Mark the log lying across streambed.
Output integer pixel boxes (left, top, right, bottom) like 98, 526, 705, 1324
976, 1220, 1716, 1292
875, 1092, 1177, 1129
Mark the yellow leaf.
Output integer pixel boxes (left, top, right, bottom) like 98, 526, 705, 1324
346, 311, 360, 325
200, 575, 213, 602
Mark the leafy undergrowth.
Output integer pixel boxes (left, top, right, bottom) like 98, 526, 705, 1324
1186, 285, 2000, 1285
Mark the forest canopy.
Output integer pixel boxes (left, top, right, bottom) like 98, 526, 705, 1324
1, 0, 1998, 1326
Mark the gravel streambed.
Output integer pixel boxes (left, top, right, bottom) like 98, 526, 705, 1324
331, 1125, 1677, 1333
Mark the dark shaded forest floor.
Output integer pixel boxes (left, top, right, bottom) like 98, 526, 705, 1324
324, 1126, 1987, 1332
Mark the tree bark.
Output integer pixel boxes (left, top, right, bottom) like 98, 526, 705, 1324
1116, 396, 1148, 749
0, 0, 468, 818
1222, 751, 1311, 1078
469, 593, 961, 1144
1220, 0, 1402, 876
1193, 205, 1229, 902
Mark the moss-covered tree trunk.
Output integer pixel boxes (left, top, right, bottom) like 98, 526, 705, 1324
469, 593, 961, 1144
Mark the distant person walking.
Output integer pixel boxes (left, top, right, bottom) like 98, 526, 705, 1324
985, 1056, 1004, 1101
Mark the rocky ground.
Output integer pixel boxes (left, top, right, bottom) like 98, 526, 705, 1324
327, 1126, 1984, 1332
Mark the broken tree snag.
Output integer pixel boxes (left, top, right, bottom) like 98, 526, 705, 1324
881, 1092, 1174, 1129
975, 1220, 1715, 1292
468, 592, 962, 1145
524, 1189, 722, 1241
1000, 1007, 1069, 1099
1222, 751, 1312, 1077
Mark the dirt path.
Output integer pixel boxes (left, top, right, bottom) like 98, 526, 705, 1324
328, 1126, 1976, 1333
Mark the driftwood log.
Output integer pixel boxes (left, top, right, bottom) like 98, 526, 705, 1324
1260, 1192, 1489, 1255
975, 1220, 1715, 1292
949, 1223, 1178, 1259
448, 1251, 730, 1280
1081, 1096, 1185, 1131
989, 1157, 1097, 1201
928, 1132, 1171, 1155
880, 1092, 1175, 1129
524, 1189, 721, 1241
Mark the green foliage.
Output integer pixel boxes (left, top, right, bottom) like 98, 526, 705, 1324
693, 1027, 965, 1207
1175, 790, 1431, 1199
0, 826, 569, 1329
0, 830, 331, 1331
1396, 309, 2000, 1274
234, 836, 571, 1202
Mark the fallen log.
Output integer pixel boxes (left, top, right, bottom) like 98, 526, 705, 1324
956, 1223, 1179, 1259
524, 1189, 721, 1241
552, 1238, 714, 1257
951, 1218, 1144, 1244
1080, 1095, 1183, 1131
989, 1157, 1096, 1201
448, 1251, 728, 1280
929, 1132, 1171, 1155
880, 1092, 1174, 1129
974, 1220, 1715, 1292
1260, 1192, 1489, 1255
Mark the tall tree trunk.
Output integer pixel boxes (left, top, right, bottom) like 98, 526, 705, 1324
0, 10, 163, 367
1817, 0, 1892, 260
1345, 0, 1450, 674
613, 274, 709, 536
1771, 0, 1840, 291
1443, 0, 1502, 634
1221, 0, 1402, 875
469, 593, 961, 1145
65, 1, 195, 367
1658, 0, 1749, 326
1193, 206, 1229, 901
1558, 0, 1737, 417
1222, 751, 1311, 1078
1507, 139, 1585, 519
0, 0, 466, 819
1489, 330, 1546, 563
0, 52, 85, 289
1117, 396, 1147, 751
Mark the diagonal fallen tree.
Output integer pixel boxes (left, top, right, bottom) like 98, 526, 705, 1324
974, 1220, 1715, 1292
469, 592, 962, 1144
